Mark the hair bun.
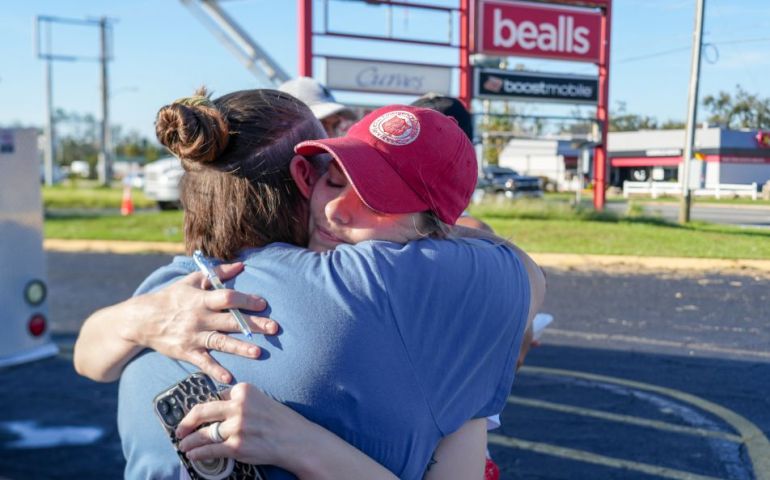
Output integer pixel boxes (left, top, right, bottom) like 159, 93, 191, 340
155, 89, 229, 164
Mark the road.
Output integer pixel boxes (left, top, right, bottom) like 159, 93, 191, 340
1, 251, 768, 479
606, 201, 770, 228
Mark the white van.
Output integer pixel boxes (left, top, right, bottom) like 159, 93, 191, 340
143, 156, 183, 209
0, 129, 58, 367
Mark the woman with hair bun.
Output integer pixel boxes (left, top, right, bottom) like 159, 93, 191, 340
74, 88, 544, 480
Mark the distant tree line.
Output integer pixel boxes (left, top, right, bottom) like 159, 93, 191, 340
610, 85, 770, 132
46, 109, 163, 177
702, 85, 770, 130
475, 84, 770, 165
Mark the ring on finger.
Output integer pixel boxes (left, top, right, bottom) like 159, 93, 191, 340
208, 421, 225, 443
204, 331, 218, 350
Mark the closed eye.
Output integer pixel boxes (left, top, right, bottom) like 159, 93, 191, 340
326, 178, 345, 188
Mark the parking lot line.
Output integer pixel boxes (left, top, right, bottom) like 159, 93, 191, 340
519, 366, 770, 480
507, 396, 743, 443
544, 328, 770, 360
488, 434, 724, 480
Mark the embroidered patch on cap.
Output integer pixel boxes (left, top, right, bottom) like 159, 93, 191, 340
369, 111, 420, 146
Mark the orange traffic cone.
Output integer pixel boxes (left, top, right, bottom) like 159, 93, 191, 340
121, 184, 134, 216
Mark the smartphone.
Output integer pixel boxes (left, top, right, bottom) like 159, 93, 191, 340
153, 372, 266, 480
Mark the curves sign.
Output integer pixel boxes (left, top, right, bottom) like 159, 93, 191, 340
477, 0, 602, 63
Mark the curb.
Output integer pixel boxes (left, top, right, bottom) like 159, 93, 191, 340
637, 201, 770, 211
44, 239, 770, 274
531, 253, 770, 275
44, 239, 184, 255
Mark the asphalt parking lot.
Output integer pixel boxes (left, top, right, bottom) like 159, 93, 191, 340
1, 250, 768, 479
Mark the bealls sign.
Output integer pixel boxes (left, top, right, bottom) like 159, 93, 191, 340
477, 0, 602, 63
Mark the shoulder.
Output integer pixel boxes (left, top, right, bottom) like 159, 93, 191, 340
355, 238, 524, 278
133, 255, 196, 296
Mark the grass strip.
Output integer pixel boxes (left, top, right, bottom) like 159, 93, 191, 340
43, 199, 769, 259
45, 211, 184, 242
43, 185, 156, 209
469, 200, 770, 259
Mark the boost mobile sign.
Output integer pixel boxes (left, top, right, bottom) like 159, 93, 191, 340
477, 0, 602, 63
325, 57, 452, 95
476, 69, 598, 104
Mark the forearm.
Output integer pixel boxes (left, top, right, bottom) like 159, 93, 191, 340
424, 418, 486, 480
73, 295, 147, 382
289, 422, 398, 480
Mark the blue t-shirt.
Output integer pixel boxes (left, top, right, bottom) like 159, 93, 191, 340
118, 239, 530, 480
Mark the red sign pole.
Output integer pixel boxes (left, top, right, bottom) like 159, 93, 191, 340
298, 0, 313, 77
459, 0, 472, 109
593, 0, 611, 211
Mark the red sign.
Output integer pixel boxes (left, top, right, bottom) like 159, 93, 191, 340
477, 0, 602, 63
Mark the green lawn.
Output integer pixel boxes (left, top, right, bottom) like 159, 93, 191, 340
41, 188, 770, 259
45, 211, 184, 242
484, 218, 770, 259
469, 201, 770, 259
43, 184, 156, 209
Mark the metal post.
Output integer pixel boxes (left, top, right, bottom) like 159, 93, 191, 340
593, 1, 612, 211
458, 0, 472, 109
43, 59, 55, 187
298, 0, 312, 77
98, 17, 111, 186
678, 0, 705, 224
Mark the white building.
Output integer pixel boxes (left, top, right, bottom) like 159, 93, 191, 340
497, 138, 581, 191
497, 127, 770, 190
608, 127, 770, 188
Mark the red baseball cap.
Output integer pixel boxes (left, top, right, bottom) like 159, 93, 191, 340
295, 105, 478, 224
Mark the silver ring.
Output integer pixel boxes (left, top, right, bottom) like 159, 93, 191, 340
204, 331, 218, 350
208, 421, 224, 443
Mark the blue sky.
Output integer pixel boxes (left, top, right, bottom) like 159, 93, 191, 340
2, 0, 769, 140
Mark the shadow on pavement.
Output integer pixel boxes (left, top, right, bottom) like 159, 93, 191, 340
1, 344, 768, 479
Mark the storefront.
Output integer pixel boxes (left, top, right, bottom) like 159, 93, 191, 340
608, 127, 770, 188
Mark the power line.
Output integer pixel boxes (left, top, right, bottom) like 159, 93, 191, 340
616, 36, 770, 64
617, 46, 691, 63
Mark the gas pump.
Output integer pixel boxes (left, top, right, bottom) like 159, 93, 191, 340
0, 128, 58, 367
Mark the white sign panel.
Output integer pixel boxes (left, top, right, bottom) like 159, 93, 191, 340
326, 58, 452, 96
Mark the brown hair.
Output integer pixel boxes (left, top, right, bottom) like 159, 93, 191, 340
155, 88, 326, 260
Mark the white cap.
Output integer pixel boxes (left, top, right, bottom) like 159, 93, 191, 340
278, 77, 354, 121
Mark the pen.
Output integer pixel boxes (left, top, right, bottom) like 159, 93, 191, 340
192, 250, 254, 339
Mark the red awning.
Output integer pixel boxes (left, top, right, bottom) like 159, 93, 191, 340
611, 154, 770, 167
610, 156, 681, 167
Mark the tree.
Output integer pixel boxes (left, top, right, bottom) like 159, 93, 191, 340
50, 109, 163, 176
702, 85, 770, 129
478, 102, 546, 164
660, 119, 685, 130
609, 101, 658, 131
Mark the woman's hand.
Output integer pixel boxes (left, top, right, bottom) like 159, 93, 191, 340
177, 384, 401, 479
123, 262, 279, 384
175, 383, 310, 468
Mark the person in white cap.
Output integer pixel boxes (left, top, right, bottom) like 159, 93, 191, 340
279, 76, 356, 137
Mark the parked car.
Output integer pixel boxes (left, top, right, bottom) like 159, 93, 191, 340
478, 166, 543, 199
39, 163, 66, 184
143, 156, 183, 210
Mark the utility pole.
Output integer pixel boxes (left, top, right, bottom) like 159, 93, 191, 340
43, 54, 55, 187
97, 17, 112, 186
678, 0, 706, 224
36, 17, 56, 187
36, 15, 114, 185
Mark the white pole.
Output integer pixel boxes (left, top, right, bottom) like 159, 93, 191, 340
43, 59, 55, 187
